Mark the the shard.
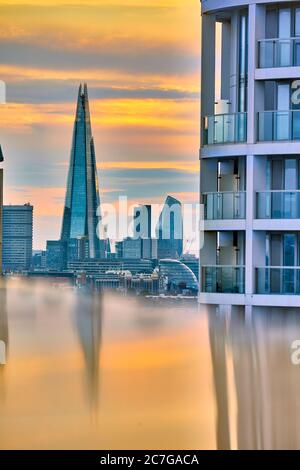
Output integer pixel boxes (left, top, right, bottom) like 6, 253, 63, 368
61, 84, 103, 260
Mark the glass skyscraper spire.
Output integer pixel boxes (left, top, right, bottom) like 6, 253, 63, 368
61, 83, 102, 259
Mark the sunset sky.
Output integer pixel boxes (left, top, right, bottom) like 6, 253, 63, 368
0, 0, 200, 249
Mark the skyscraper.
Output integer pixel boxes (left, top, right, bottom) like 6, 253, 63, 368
133, 204, 157, 259
156, 195, 183, 260
2, 204, 33, 272
61, 83, 104, 261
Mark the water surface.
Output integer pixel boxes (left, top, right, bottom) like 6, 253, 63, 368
0, 279, 299, 450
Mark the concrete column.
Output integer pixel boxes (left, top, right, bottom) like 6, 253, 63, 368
247, 4, 266, 143
246, 154, 254, 295
221, 21, 231, 102
246, 154, 266, 296
201, 13, 216, 120
230, 12, 239, 113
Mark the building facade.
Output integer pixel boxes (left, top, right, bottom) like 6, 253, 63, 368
159, 259, 199, 295
133, 204, 158, 259
200, 0, 300, 307
46, 240, 67, 271
60, 83, 106, 262
2, 204, 33, 272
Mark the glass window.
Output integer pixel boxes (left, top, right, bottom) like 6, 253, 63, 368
295, 8, 300, 36
238, 12, 248, 112
279, 9, 291, 38
283, 234, 296, 266
285, 159, 297, 189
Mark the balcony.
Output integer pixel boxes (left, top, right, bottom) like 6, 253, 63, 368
257, 190, 300, 219
258, 38, 300, 68
256, 267, 300, 295
258, 110, 300, 142
203, 113, 247, 145
203, 191, 246, 220
202, 266, 245, 294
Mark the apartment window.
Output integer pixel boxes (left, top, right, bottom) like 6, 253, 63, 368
238, 11, 248, 113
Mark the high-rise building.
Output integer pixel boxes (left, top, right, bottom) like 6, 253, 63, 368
133, 204, 157, 259
200, 0, 300, 308
2, 204, 33, 272
122, 237, 142, 259
46, 240, 67, 271
156, 195, 183, 259
134, 205, 152, 239
60, 83, 105, 261
32, 250, 47, 270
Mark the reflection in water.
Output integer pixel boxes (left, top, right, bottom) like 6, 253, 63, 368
209, 305, 300, 450
3, 278, 300, 449
74, 292, 102, 414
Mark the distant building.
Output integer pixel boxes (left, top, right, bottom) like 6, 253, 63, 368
2, 204, 33, 272
141, 238, 157, 259
133, 204, 157, 259
31, 250, 46, 270
91, 270, 159, 295
156, 196, 183, 260
46, 240, 67, 271
134, 204, 152, 239
180, 254, 199, 281
119, 272, 159, 295
68, 258, 156, 276
122, 237, 142, 259
115, 240, 123, 259
159, 259, 198, 295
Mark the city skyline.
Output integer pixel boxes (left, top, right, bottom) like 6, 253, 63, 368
0, 0, 200, 250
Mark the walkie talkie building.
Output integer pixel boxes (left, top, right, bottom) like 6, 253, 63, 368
200, 0, 300, 308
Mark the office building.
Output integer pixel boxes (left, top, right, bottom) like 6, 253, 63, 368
159, 259, 199, 295
68, 258, 156, 276
122, 237, 142, 259
133, 204, 157, 259
32, 250, 46, 270
200, 0, 300, 307
181, 254, 199, 280
2, 204, 33, 272
156, 195, 183, 259
46, 240, 67, 271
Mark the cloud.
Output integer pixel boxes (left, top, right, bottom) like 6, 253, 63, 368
0, 41, 198, 76
5, 80, 199, 104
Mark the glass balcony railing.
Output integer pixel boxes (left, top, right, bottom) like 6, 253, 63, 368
202, 266, 245, 294
203, 191, 246, 220
259, 38, 300, 68
203, 113, 247, 145
257, 190, 300, 219
258, 110, 300, 141
256, 267, 300, 295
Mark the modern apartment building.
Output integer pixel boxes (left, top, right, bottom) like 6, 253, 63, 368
2, 204, 33, 272
200, 0, 300, 307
